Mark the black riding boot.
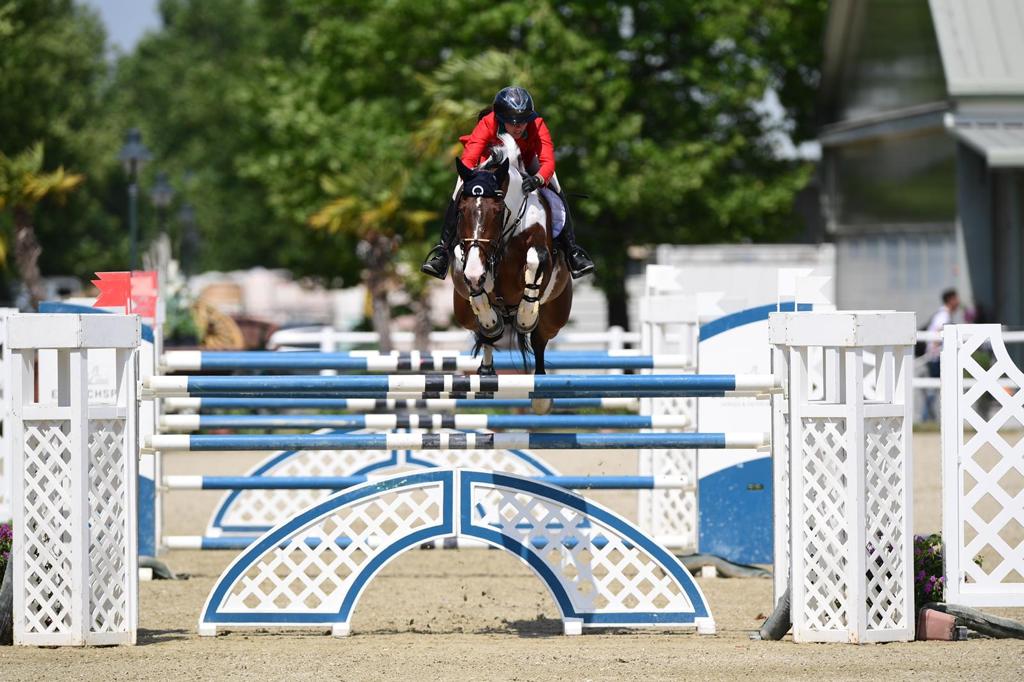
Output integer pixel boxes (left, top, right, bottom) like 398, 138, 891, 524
555, 192, 595, 278
421, 199, 458, 279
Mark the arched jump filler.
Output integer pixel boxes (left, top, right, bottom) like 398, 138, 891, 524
199, 469, 715, 636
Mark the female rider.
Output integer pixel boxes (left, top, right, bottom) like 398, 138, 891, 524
421, 86, 595, 280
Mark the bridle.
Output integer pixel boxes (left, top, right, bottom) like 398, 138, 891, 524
458, 171, 532, 297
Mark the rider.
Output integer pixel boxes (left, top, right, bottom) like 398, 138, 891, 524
421, 86, 596, 280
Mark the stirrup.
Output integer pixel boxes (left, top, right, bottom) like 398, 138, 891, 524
421, 244, 450, 279
566, 248, 595, 279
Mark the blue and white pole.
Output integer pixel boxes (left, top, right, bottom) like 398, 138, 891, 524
161, 350, 695, 372
161, 396, 640, 412
159, 413, 692, 432
144, 373, 780, 398
147, 430, 769, 452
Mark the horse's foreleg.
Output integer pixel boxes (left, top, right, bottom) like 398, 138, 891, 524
478, 342, 496, 376
530, 332, 552, 415
470, 292, 504, 339
515, 247, 548, 334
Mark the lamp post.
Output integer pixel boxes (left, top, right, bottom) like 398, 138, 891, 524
150, 172, 175, 238
118, 128, 152, 271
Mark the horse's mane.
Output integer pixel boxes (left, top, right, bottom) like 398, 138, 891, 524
481, 132, 523, 176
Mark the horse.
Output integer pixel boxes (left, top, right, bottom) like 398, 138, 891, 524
449, 133, 573, 414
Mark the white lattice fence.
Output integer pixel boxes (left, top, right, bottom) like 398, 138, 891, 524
6, 314, 139, 646
771, 311, 915, 644
942, 324, 1024, 607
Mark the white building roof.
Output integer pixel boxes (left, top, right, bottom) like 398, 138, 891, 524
929, 0, 1024, 96
949, 117, 1024, 166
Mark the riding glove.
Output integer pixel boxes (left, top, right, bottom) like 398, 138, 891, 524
521, 175, 544, 194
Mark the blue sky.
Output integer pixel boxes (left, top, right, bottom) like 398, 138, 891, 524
82, 0, 161, 53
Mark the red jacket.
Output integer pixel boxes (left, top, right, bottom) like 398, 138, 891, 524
459, 112, 556, 184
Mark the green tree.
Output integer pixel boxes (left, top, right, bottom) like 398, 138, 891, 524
0, 0, 125, 291
239, 0, 827, 327
108, 0, 356, 282
0, 144, 84, 308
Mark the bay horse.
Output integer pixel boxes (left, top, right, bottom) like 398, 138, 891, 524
449, 134, 573, 414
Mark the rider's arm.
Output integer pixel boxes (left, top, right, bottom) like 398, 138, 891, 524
460, 114, 496, 169
534, 118, 556, 184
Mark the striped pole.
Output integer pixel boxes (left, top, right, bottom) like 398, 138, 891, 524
162, 350, 693, 372
144, 373, 779, 398
164, 533, 674, 551
160, 413, 692, 432
163, 474, 693, 490
152, 390, 726, 400
147, 431, 768, 452
161, 397, 640, 412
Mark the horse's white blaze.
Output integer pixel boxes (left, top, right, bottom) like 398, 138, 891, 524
464, 244, 486, 286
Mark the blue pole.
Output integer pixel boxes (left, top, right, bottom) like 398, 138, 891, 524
180, 373, 742, 394
188, 414, 665, 430
188, 351, 668, 371
166, 431, 733, 451
175, 397, 629, 411
180, 475, 671, 490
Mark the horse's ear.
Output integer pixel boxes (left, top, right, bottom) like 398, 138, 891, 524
496, 158, 510, 184
455, 157, 473, 181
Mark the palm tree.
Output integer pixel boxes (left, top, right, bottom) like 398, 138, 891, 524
308, 172, 433, 352
0, 143, 84, 309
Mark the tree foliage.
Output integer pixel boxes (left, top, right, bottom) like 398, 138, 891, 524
0, 0, 829, 324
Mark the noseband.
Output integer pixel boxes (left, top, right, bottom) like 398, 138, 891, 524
457, 171, 531, 297
459, 193, 506, 296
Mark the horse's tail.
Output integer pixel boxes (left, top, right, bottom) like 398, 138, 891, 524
514, 328, 533, 370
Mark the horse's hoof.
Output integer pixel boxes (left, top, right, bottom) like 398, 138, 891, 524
476, 321, 504, 342
531, 398, 553, 415
478, 364, 497, 377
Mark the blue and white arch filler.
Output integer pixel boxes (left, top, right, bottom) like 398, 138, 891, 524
203, 428, 559, 537
198, 469, 715, 636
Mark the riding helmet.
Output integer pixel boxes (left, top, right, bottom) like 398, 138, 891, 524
493, 86, 538, 125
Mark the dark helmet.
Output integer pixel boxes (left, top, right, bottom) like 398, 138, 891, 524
493, 86, 538, 125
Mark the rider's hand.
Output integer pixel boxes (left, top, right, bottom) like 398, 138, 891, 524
521, 175, 544, 194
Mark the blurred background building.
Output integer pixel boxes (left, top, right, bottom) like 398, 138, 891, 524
819, 0, 1024, 326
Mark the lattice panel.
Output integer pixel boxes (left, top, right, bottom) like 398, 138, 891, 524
798, 417, 851, 632
638, 395, 697, 549
88, 419, 131, 634
214, 475, 449, 619
864, 417, 908, 631
468, 479, 696, 617
948, 326, 1024, 605
200, 470, 714, 635
20, 420, 75, 637
209, 430, 558, 536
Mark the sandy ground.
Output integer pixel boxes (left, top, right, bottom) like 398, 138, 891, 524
2, 431, 1023, 680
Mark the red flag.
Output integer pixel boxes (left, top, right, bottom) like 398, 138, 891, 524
92, 272, 131, 309
130, 271, 159, 319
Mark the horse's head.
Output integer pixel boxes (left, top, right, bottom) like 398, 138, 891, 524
455, 156, 509, 293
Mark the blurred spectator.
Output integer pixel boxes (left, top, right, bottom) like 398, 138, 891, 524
921, 288, 962, 421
